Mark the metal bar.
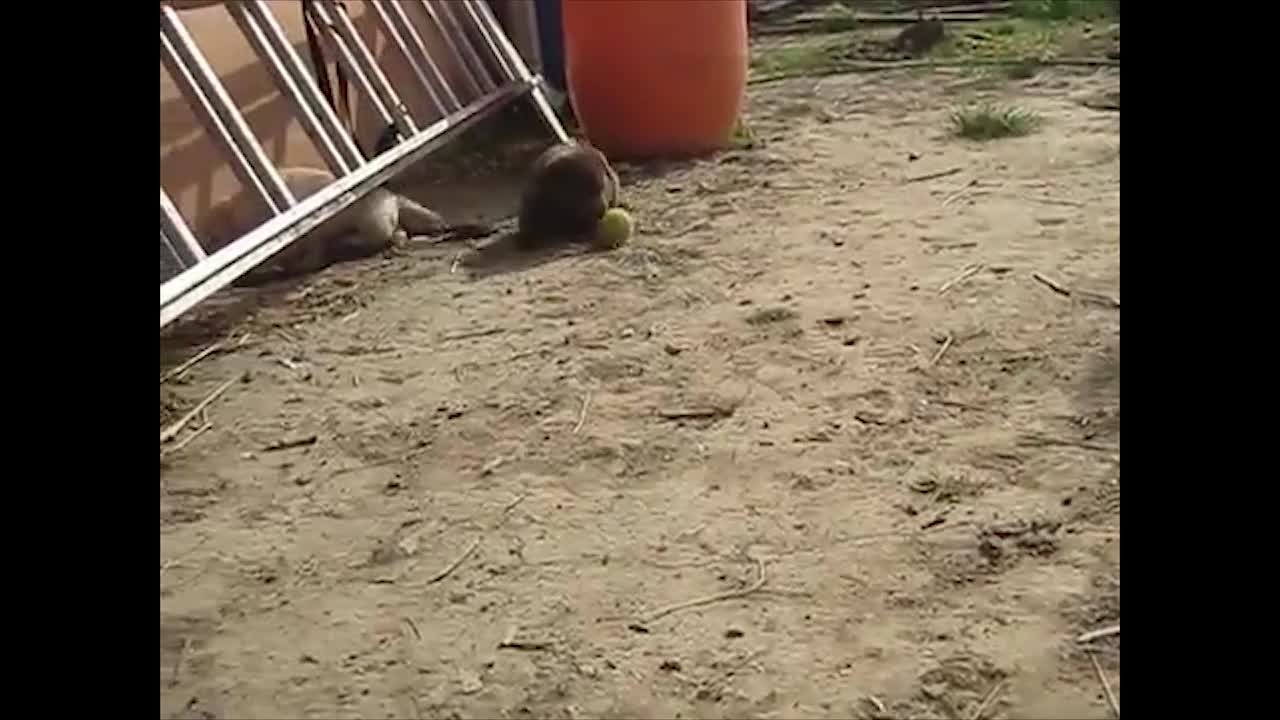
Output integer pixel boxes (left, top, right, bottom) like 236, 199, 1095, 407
161, 80, 530, 328
242, 0, 365, 170
510, 0, 545, 73
429, 0, 496, 93
315, 0, 417, 137
303, 0, 397, 134
160, 188, 207, 264
465, 0, 569, 143
159, 6, 295, 213
162, 230, 189, 274
366, 0, 450, 120
374, 0, 461, 113
460, 0, 515, 82
415, 1, 485, 99
160, 23, 279, 215
226, 2, 352, 175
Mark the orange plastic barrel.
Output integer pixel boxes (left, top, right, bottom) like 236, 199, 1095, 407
561, 0, 748, 159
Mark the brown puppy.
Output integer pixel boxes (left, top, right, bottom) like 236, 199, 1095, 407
200, 167, 463, 284
891, 15, 945, 57
515, 140, 620, 250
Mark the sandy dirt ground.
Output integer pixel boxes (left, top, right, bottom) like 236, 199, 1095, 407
160, 66, 1119, 719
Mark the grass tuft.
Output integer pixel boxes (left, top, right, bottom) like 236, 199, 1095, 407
950, 104, 1042, 140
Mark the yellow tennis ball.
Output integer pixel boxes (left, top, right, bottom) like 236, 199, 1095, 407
595, 208, 634, 249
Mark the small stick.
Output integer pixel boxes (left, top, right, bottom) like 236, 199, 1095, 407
1088, 651, 1120, 718
1019, 433, 1118, 453
263, 434, 318, 452
673, 219, 712, 237
160, 377, 238, 444
479, 456, 506, 477
160, 341, 222, 384
498, 639, 552, 652
904, 167, 962, 184
939, 264, 984, 295
1035, 271, 1122, 309
933, 398, 996, 413
930, 334, 955, 366
573, 393, 592, 434
441, 327, 506, 342
425, 537, 482, 584
500, 491, 530, 516
159, 536, 210, 577
639, 555, 768, 624
160, 423, 213, 460
1078, 624, 1120, 643
657, 406, 735, 421
943, 179, 980, 206
970, 680, 1004, 720
748, 58, 1119, 85
1033, 271, 1072, 297
1019, 194, 1084, 208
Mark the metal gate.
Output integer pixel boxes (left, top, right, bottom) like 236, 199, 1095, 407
159, 0, 568, 329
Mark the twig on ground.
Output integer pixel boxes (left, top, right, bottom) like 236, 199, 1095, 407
939, 264, 984, 295
479, 456, 506, 477
159, 536, 210, 577
932, 398, 997, 413
1020, 194, 1084, 207
749, 58, 1119, 85
863, 695, 888, 715
160, 376, 239, 444
263, 434, 318, 452
498, 640, 552, 651
970, 681, 1005, 720
500, 491, 530, 517
639, 555, 768, 625
160, 423, 213, 460
854, 412, 902, 426
160, 341, 220, 385
930, 334, 955, 366
573, 392, 591, 430
753, 3, 1013, 35
159, 332, 250, 385
498, 626, 552, 652
673, 219, 712, 237
904, 167, 962, 184
573, 393, 592, 434
1019, 433, 1118, 453
657, 405, 737, 422
441, 327, 506, 342
1032, 271, 1072, 297
1078, 624, 1120, 643
425, 537, 482, 584
450, 252, 463, 273
1088, 651, 1120, 718
1033, 272, 1120, 308
943, 179, 980, 207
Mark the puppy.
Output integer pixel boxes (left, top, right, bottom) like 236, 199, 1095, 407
200, 167, 467, 283
514, 140, 620, 250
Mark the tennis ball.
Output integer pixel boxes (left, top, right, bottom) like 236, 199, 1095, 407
595, 208, 634, 249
